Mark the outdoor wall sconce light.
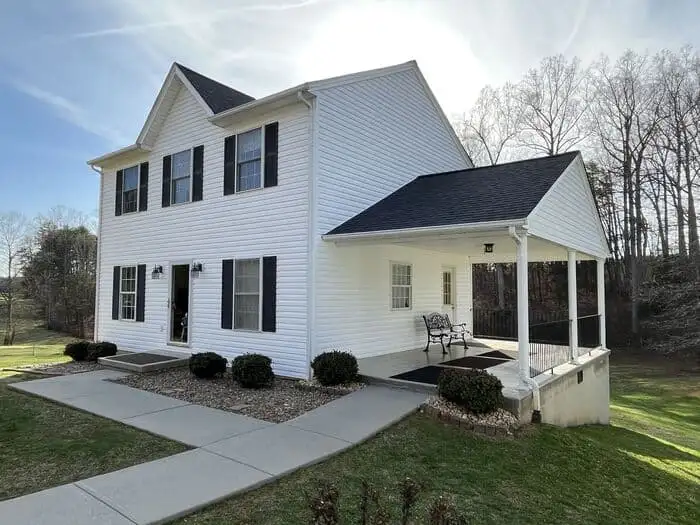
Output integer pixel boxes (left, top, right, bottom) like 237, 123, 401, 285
151, 265, 163, 280
484, 243, 494, 253
191, 262, 203, 276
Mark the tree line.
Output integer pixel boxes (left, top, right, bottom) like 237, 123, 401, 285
0, 208, 96, 343
459, 46, 700, 353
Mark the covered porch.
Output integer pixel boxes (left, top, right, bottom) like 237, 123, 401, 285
321, 152, 611, 425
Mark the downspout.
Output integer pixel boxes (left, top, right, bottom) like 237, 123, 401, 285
508, 225, 542, 418
90, 165, 103, 342
297, 90, 312, 109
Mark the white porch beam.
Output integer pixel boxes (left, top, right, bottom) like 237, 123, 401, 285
568, 249, 578, 361
597, 258, 607, 348
510, 227, 530, 380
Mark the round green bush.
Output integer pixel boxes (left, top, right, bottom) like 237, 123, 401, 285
64, 341, 91, 361
437, 368, 504, 414
311, 351, 358, 386
189, 352, 227, 379
86, 341, 118, 361
231, 353, 274, 388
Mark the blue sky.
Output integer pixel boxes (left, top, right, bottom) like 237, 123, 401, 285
2, 0, 700, 218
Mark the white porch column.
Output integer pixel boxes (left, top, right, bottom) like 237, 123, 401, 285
568, 249, 578, 360
465, 258, 474, 335
597, 257, 607, 348
514, 230, 530, 379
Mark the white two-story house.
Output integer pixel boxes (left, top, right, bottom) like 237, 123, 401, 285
89, 59, 609, 407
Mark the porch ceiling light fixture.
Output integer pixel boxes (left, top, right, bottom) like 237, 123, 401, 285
484, 243, 494, 253
191, 262, 203, 276
151, 265, 163, 280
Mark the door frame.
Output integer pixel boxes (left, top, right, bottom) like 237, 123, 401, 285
167, 261, 192, 347
441, 266, 456, 319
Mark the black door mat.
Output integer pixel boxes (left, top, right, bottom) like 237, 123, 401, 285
476, 350, 515, 360
440, 356, 508, 368
390, 366, 445, 385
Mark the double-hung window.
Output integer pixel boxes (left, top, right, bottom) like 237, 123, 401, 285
236, 128, 262, 191
234, 258, 261, 329
122, 165, 139, 214
391, 263, 412, 310
171, 149, 192, 204
120, 266, 137, 320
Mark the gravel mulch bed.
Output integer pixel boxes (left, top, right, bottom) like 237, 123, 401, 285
112, 367, 350, 423
423, 395, 519, 436
15, 361, 103, 376
295, 378, 365, 395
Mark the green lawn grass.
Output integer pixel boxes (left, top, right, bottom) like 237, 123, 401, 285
0, 381, 189, 501
177, 355, 700, 525
0, 321, 76, 378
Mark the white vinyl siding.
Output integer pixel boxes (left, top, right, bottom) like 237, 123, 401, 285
234, 258, 261, 330
96, 82, 311, 378
122, 166, 139, 214
119, 266, 137, 320
391, 263, 412, 310
527, 156, 609, 259
312, 66, 471, 360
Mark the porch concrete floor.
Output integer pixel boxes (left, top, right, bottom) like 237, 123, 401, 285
357, 339, 532, 399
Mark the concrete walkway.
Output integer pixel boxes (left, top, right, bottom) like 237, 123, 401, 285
2, 371, 426, 525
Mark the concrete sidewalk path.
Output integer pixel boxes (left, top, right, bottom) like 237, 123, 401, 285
3, 372, 426, 524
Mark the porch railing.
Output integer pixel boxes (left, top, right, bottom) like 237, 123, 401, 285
473, 309, 602, 377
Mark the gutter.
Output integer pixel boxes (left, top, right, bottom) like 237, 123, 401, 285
209, 84, 312, 124
508, 225, 542, 419
322, 219, 527, 242
90, 165, 104, 342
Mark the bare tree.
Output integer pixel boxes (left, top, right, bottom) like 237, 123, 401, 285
456, 83, 525, 167
0, 212, 29, 345
517, 55, 590, 155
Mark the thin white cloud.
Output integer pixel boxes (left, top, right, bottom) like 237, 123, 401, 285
12, 81, 128, 145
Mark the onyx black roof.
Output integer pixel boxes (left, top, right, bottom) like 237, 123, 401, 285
326, 151, 580, 236
176, 63, 255, 114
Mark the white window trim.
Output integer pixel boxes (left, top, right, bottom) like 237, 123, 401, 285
119, 265, 137, 322
121, 164, 140, 215
170, 148, 194, 206
390, 261, 412, 311
235, 125, 266, 194
232, 257, 263, 332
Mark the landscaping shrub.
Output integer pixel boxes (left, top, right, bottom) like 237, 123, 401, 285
64, 340, 91, 361
231, 353, 274, 388
437, 368, 504, 414
189, 352, 227, 379
86, 341, 118, 361
311, 351, 358, 386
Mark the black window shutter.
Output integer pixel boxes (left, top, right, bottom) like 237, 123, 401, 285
192, 145, 204, 201
162, 155, 172, 207
224, 135, 236, 195
262, 256, 277, 332
112, 266, 121, 320
221, 259, 234, 329
115, 170, 124, 216
136, 264, 146, 322
264, 122, 279, 188
139, 162, 149, 212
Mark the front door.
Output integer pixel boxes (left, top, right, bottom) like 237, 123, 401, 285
441, 267, 455, 320
170, 264, 190, 343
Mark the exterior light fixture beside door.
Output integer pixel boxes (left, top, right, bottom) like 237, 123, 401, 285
484, 243, 494, 253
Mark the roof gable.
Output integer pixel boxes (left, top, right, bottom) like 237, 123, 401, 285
176, 63, 255, 114
326, 152, 579, 236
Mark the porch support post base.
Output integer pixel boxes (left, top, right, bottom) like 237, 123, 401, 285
568, 249, 578, 361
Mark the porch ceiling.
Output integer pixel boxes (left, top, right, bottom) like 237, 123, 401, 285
325, 228, 595, 263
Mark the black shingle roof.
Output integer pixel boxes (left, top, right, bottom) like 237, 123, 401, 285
326, 151, 580, 236
176, 63, 255, 114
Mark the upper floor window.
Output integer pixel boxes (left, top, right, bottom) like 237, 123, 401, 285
237, 128, 262, 192
122, 165, 139, 214
391, 263, 412, 310
171, 149, 192, 204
